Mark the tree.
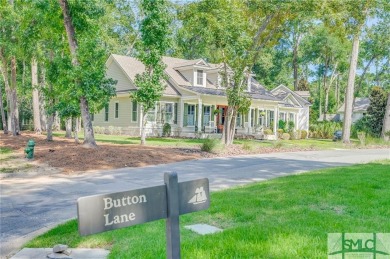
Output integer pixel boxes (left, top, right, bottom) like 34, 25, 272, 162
0, 80, 7, 134
382, 93, 390, 140
31, 59, 41, 134
367, 86, 387, 137
342, 0, 378, 144
0, 1, 20, 136
58, 0, 115, 147
177, 0, 304, 145
131, 0, 172, 145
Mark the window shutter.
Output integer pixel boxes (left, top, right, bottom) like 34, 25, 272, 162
201, 105, 204, 127
255, 108, 259, 125
211, 105, 215, 122
174, 103, 178, 124
195, 104, 198, 126
183, 103, 188, 126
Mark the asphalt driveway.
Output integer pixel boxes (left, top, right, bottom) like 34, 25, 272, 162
1, 148, 389, 258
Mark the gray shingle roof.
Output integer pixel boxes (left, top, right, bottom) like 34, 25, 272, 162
338, 97, 370, 113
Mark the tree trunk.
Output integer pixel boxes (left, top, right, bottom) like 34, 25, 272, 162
65, 117, 72, 138
59, 0, 97, 148
10, 56, 19, 135
46, 112, 54, 141
79, 97, 96, 147
140, 111, 148, 145
74, 117, 80, 144
39, 65, 47, 131
335, 74, 340, 108
381, 93, 390, 141
0, 81, 8, 134
53, 111, 60, 131
323, 60, 328, 121
342, 35, 360, 144
32, 59, 42, 134
292, 42, 300, 91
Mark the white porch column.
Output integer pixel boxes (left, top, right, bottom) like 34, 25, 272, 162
197, 99, 202, 131
273, 106, 278, 135
247, 108, 252, 134
179, 99, 184, 128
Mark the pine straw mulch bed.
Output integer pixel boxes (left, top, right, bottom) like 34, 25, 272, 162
1, 132, 203, 174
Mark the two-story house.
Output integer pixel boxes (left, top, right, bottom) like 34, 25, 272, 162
91, 54, 310, 138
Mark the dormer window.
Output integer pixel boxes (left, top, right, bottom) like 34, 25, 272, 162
196, 70, 203, 86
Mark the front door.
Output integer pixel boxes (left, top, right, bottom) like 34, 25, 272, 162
216, 105, 228, 133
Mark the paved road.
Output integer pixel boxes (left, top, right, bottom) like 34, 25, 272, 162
1, 148, 389, 258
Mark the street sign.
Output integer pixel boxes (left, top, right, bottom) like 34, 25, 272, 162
179, 178, 209, 215
77, 185, 168, 236
77, 175, 210, 237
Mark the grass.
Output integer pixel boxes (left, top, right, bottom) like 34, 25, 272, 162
0, 147, 17, 162
52, 132, 205, 147
25, 161, 390, 258
53, 131, 376, 151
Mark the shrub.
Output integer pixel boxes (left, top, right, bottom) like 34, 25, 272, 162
301, 130, 308, 139
264, 129, 273, 135
278, 120, 286, 132
277, 129, 284, 138
309, 122, 342, 139
162, 123, 171, 137
290, 131, 298, 140
200, 138, 219, 153
108, 126, 115, 135
357, 131, 366, 146
273, 140, 283, 149
242, 141, 253, 151
282, 133, 290, 140
287, 121, 295, 133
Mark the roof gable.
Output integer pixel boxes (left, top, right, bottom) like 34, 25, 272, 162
271, 84, 311, 107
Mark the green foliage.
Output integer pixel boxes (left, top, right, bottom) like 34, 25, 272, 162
287, 121, 295, 132
278, 120, 286, 131
277, 129, 284, 138
366, 86, 387, 137
242, 141, 253, 151
309, 122, 342, 139
264, 129, 273, 135
131, 0, 172, 112
162, 123, 171, 137
301, 130, 308, 139
352, 116, 371, 138
200, 138, 219, 153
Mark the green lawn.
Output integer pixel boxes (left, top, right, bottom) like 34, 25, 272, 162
25, 161, 390, 258
52, 131, 376, 150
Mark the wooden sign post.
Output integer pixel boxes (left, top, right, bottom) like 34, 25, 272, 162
77, 172, 210, 258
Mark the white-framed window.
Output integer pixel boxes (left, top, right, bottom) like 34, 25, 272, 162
267, 110, 274, 127
187, 104, 195, 126
289, 113, 295, 123
147, 105, 156, 122
203, 106, 211, 126
279, 112, 286, 121
251, 109, 255, 127
115, 102, 119, 118
196, 70, 203, 86
104, 104, 109, 122
236, 113, 242, 127
132, 101, 137, 122
163, 103, 174, 124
